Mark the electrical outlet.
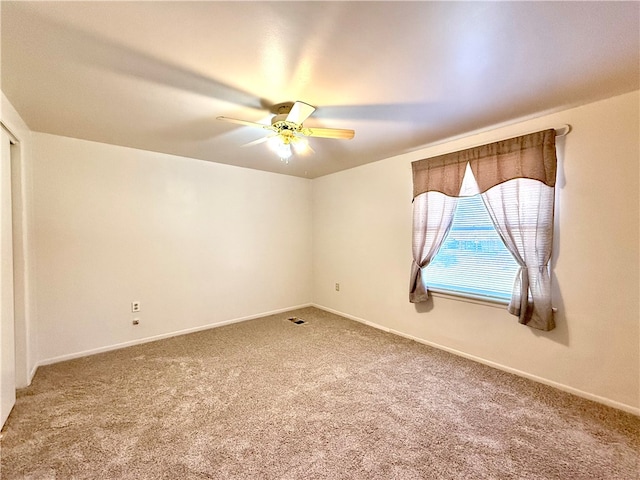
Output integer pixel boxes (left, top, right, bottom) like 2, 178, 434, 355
335, 283, 340, 291
131, 301, 140, 313
132, 318, 140, 326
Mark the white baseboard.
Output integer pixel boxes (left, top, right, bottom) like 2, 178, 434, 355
35, 303, 313, 369
312, 304, 640, 416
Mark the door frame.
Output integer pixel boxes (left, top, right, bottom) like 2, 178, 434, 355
1, 121, 29, 389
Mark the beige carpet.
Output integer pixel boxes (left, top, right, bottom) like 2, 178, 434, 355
1, 307, 638, 479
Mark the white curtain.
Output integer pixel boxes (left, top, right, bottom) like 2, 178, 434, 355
481, 179, 555, 330
409, 192, 458, 303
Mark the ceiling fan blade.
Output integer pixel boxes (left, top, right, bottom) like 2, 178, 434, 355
299, 127, 355, 140
217, 116, 275, 130
242, 135, 275, 148
314, 103, 439, 122
286, 101, 316, 124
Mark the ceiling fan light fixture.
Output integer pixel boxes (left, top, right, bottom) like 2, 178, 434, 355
268, 135, 293, 162
292, 137, 309, 154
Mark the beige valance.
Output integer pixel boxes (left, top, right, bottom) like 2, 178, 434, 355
412, 129, 557, 199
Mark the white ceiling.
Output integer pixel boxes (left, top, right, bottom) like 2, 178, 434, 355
2, 1, 638, 178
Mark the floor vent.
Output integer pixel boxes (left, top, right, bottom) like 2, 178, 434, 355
288, 317, 305, 325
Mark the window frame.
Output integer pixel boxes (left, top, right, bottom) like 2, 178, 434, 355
428, 287, 509, 308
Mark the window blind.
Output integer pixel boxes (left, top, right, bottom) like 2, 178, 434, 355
425, 194, 519, 301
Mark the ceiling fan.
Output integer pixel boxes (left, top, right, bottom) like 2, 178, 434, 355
217, 101, 355, 162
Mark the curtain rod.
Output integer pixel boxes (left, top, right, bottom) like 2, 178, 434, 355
480, 124, 572, 141
412, 124, 572, 157
554, 124, 571, 137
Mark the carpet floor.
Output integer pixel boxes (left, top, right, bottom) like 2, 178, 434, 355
1, 307, 638, 479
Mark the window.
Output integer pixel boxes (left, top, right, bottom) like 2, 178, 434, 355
424, 194, 519, 303
409, 129, 558, 330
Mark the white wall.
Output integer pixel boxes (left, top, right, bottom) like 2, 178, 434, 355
312, 91, 640, 412
1, 92, 36, 388
32, 133, 312, 363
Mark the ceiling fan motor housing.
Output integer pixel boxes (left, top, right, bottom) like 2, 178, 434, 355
271, 113, 302, 135
270, 102, 295, 115
271, 113, 291, 125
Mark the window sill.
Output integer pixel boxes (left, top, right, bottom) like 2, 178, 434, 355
428, 288, 509, 310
